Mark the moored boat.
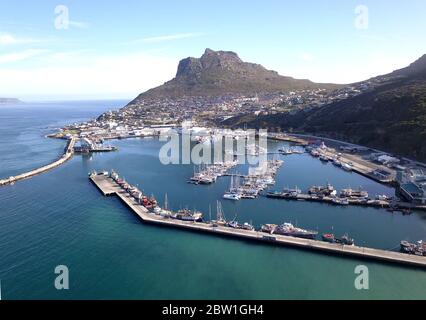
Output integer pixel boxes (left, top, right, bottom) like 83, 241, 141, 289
322, 233, 336, 243
274, 223, 318, 239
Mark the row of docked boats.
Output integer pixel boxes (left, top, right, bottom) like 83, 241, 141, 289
98, 171, 359, 246
108, 170, 204, 222
223, 159, 284, 201
278, 146, 305, 155
212, 201, 255, 230
189, 160, 238, 185
261, 223, 355, 244
268, 183, 391, 207
308, 147, 354, 171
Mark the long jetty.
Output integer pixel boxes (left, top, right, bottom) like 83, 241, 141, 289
0, 137, 76, 186
90, 173, 426, 268
267, 192, 391, 208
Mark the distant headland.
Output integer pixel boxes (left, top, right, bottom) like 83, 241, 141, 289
0, 98, 23, 104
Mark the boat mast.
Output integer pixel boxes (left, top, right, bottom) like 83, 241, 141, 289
164, 193, 169, 210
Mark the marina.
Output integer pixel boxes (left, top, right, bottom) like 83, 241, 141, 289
267, 185, 426, 211
90, 171, 426, 268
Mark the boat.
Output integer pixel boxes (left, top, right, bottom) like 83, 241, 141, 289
274, 223, 318, 239
400, 240, 416, 254
332, 197, 349, 205
310, 150, 320, 157
278, 148, 293, 155
319, 155, 329, 162
341, 188, 368, 199
261, 224, 277, 234
400, 240, 426, 255
282, 187, 302, 197
337, 234, 355, 246
342, 163, 353, 171
159, 193, 173, 218
309, 183, 337, 196
223, 175, 241, 200
153, 206, 162, 215
175, 209, 203, 222
376, 194, 390, 201
211, 201, 227, 226
332, 159, 342, 167
241, 222, 255, 231
240, 193, 257, 199
322, 233, 336, 243
227, 220, 241, 229
223, 192, 241, 201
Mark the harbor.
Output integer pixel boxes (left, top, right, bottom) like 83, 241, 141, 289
90, 171, 426, 268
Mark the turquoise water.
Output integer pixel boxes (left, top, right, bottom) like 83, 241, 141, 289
0, 101, 425, 300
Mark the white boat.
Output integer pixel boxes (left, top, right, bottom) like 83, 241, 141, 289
342, 163, 353, 171
223, 192, 241, 201
332, 197, 350, 205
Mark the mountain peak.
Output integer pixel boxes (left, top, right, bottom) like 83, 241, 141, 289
176, 48, 243, 78
132, 49, 340, 100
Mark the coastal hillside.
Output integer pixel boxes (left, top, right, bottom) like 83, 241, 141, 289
127, 48, 341, 104
229, 54, 426, 161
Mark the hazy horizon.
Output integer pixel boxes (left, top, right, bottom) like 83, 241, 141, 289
1, 0, 426, 99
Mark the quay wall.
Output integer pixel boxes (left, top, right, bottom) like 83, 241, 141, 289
90, 174, 426, 269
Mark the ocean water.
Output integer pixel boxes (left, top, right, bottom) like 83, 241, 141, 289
0, 101, 425, 300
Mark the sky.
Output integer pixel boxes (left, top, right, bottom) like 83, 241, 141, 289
0, 0, 425, 100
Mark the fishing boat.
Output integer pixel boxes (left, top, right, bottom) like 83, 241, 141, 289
261, 224, 277, 234
341, 187, 368, 199
336, 234, 355, 246
322, 233, 336, 243
174, 209, 203, 222
274, 223, 318, 239
309, 183, 337, 196
400, 240, 426, 255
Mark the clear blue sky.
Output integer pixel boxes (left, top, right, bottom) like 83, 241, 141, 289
1, 0, 425, 100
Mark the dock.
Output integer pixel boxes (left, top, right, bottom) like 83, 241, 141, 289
0, 137, 76, 186
90, 173, 426, 268
266, 192, 390, 208
268, 134, 309, 146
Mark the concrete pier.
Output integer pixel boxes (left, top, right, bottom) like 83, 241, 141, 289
0, 137, 76, 186
91, 174, 426, 268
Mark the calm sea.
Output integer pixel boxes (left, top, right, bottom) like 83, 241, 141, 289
0, 101, 425, 300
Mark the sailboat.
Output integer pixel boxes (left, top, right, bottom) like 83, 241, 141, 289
160, 193, 173, 218
212, 201, 227, 227
223, 175, 241, 200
